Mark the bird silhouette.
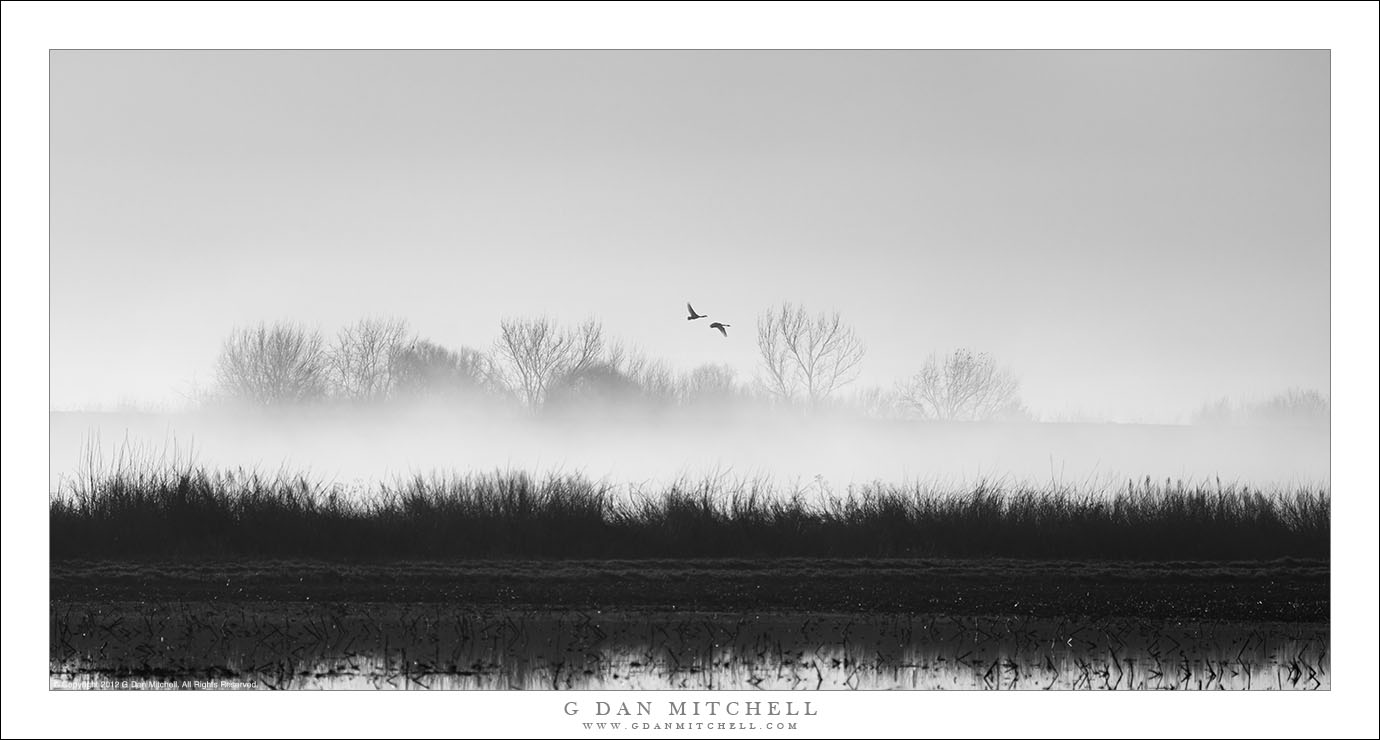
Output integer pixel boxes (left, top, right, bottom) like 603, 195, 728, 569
709, 322, 730, 337
686, 302, 708, 320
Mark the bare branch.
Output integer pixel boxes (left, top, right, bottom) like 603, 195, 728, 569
755, 303, 866, 407
215, 321, 328, 405
328, 317, 413, 401
492, 316, 606, 410
896, 349, 1022, 421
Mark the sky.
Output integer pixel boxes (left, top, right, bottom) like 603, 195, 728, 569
50, 50, 1329, 421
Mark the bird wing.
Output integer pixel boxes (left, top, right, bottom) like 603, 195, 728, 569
686, 302, 696, 316
715, 324, 728, 336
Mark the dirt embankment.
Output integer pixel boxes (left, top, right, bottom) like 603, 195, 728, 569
50, 558, 1328, 621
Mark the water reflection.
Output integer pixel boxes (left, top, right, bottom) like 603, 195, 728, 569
51, 604, 1328, 690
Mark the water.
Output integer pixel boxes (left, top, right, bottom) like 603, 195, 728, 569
51, 604, 1327, 690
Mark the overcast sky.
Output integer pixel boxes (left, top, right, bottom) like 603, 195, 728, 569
50, 50, 1328, 420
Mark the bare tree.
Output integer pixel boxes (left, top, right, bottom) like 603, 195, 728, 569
605, 341, 676, 403
328, 317, 413, 401
392, 340, 495, 399
545, 363, 644, 411
756, 303, 866, 406
896, 348, 1022, 421
492, 316, 604, 409
1193, 388, 1329, 425
1254, 388, 1329, 424
215, 321, 329, 405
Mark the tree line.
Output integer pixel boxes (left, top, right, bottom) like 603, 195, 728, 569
1192, 388, 1330, 425
210, 304, 1027, 420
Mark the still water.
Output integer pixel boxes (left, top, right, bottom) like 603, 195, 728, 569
51, 604, 1327, 690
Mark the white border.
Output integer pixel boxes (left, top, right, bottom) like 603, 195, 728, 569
4, 2, 1377, 739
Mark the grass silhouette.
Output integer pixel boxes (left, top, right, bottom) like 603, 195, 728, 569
51, 461, 1328, 560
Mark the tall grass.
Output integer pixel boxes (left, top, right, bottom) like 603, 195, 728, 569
50, 465, 1329, 560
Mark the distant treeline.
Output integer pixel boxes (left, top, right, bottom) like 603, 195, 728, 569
51, 463, 1328, 561
200, 313, 1327, 425
204, 312, 1029, 421
1193, 389, 1330, 426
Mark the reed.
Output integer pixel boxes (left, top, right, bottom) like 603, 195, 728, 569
50, 461, 1329, 560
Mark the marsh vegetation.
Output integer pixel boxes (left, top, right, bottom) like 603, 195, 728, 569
51, 464, 1327, 560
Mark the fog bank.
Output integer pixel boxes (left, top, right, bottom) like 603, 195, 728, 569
51, 409, 1329, 492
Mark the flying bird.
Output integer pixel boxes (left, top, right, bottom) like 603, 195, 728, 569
686, 302, 708, 320
709, 322, 730, 337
